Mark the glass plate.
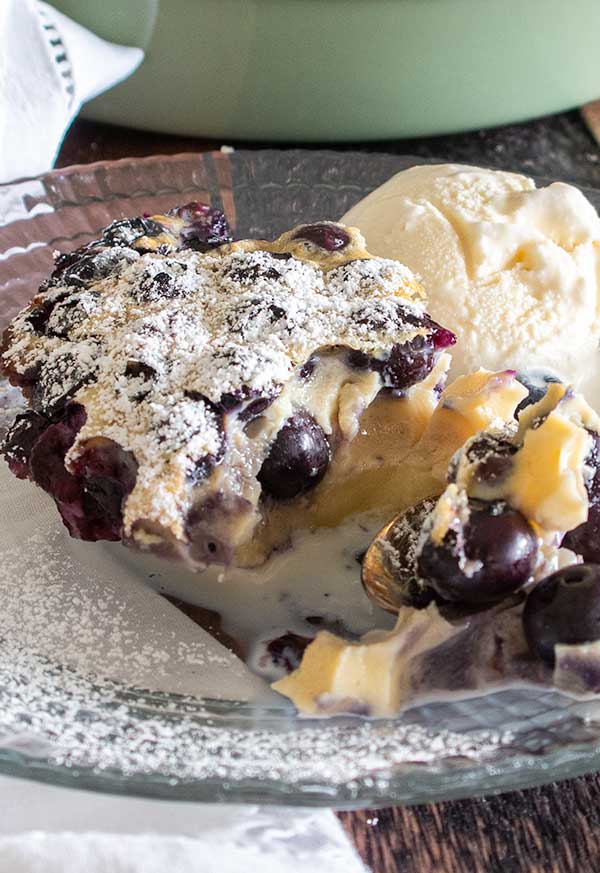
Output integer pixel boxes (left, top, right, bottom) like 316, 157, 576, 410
2, 149, 600, 809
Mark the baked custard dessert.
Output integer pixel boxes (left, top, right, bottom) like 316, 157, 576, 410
276, 380, 600, 715
0, 206, 457, 570
5, 194, 600, 721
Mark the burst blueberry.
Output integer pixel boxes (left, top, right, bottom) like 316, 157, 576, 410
523, 564, 600, 666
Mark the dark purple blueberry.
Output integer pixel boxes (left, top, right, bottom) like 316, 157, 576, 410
28, 405, 137, 541
292, 222, 350, 252
212, 385, 279, 419
564, 507, 600, 563
29, 404, 87, 504
265, 631, 312, 673
563, 432, 600, 562
379, 324, 455, 391
224, 260, 282, 283
101, 216, 163, 249
238, 395, 274, 423
45, 294, 98, 338
268, 304, 286, 321
52, 247, 137, 289
125, 360, 156, 401
124, 360, 156, 381
187, 454, 217, 485
169, 202, 232, 250
183, 389, 207, 403
25, 291, 70, 334
418, 500, 538, 604
1, 410, 49, 479
133, 270, 180, 302
346, 349, 371, 371
523, 564, 600, 666
448, 433, 517, 486
72, 438, 138, 538
30, 353, 95, 416
210, 385, 252, 413
72, 437, 137, 491
516, 371, 563, 417
179, 398, 225, 485
371, 499, 441, 609
299, 356, 318, 380
258, 411, 330, 501
346, 311, 455, 391
52, 246, 91, 278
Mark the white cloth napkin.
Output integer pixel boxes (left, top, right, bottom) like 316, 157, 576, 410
0, 0, 143, 183
0, 775, 366, 873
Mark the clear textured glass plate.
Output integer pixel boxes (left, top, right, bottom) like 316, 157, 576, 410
2, 150, 600, 808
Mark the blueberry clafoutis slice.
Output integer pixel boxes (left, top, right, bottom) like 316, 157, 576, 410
1, 213, 456, 567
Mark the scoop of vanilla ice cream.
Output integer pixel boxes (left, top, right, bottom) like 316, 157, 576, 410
342, 164, 600, 408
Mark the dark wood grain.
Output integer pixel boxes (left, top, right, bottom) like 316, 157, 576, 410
338, 775, 600, 873
56, 114, 600, 873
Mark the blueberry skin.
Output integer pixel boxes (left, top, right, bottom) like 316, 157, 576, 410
257, 411, 330, 500
515, 371, 563, 417
523, 563, 600, 666
418, 500, 538, 604
1, 410, 49, 479
291, 222, 350, 252
563, 433, 600, 562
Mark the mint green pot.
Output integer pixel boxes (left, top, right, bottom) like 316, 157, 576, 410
56, 0, 600, 141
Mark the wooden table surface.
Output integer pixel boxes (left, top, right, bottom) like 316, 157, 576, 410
57, 114, 600, 873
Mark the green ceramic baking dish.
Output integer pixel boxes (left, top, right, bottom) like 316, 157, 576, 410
55, 0, 600, 141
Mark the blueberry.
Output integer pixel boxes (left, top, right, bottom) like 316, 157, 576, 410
563, 432, 600, 562
1, 410, 49, 479
124, 361, 156, 401
29, 404, 87, 505
224, 260, 282, 283
448, 434, 517, 486
564, 507, 600, 563
418, 500, 538, 604
291, 222, 350, 252
379, 324, 455, 390
187, 454, 217, 485
133, 270, 183, 303
101, 216, 163, 249
265, 631, 312, 672
257, 411, 330, 500
52, 246, 137, 289
523, 563, 600, 666
238, 395, 275, 423
299, 356, 318, 380
124, 361, 156, 381
515, 371, 563, 417
30, 408, 138, 542
45, 294, 97, 339
346, 308, 455, 390
72, 437, 138, 539
169, 202, 232, 250
31, 353, 95, 416
25, 291, 70, 334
